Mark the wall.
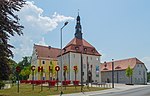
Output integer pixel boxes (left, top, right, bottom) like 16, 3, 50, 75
133, 64, 147, 84
58, 52, 101, 83
101, 64, 147, 84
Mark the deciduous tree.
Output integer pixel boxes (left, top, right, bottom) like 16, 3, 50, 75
126, 66, 133, 84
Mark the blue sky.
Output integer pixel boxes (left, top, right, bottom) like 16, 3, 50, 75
10, 0, 150, 71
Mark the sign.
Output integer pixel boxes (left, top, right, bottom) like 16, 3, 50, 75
96, 66, 99, 77
38, 66, 43, 72
31, 65, 35, 71
63, 66, 67, 70
55, 66, 60, 71
73, 66, 78, 71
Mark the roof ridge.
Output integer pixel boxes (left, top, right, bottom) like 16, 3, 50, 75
103, 57, 137, 64
34, 44, 60, 50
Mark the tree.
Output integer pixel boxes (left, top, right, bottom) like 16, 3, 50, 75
0, 0, 25, 80
20, 66, 31, 80
49, 61, 56, 80
18, 56, 31, 80
147, 72, 150, 82
126, 66, 133, 84
8, 59, 17, 84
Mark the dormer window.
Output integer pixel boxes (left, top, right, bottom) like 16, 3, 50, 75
92, 49, 95, 53
64, 48, 66, 52
75, 46, 79, 50
48, 46, 51, 49
84, 48, 87, 51
115, 66, 121, 69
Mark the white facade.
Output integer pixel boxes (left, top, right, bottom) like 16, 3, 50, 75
58, 52, 101, 83
101, 64, 147, 84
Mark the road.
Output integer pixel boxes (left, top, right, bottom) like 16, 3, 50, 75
90, 85, 150, 96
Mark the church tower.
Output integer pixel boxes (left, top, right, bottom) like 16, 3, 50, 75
58, 13, 101, 83
75, 13, 82, 39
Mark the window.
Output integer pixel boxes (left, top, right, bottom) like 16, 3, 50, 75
42, 60, 45, 64
84, 64, 86, 69
84, 48, 87, 51
92, 49, 95, 53
137, 64, 139, 67
139, 71, 141, 75
141, 78, 143, 81
141, 65, 142, 67
72, 54, 75, 58
96, 58, 99, 61
75, 46, 79, 50
135, 78, 136, 81
64, 48, 66, 52
91, 57, 92, 60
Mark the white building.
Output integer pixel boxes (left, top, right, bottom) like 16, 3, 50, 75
101, 58, 147, 84
58, 14, 101, 83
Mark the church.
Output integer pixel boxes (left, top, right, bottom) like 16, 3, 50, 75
30, 14, 102, 83
57, 14, 101, 83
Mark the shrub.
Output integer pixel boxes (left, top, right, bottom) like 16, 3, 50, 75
0, 81, 5, 89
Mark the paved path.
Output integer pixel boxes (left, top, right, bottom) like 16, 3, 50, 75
91, 85, 150, 96
53, 84, 150, 96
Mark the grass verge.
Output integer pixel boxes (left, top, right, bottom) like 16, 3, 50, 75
0, 84, 109, 96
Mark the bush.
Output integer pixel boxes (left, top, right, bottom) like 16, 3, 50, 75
0, 81, 5, 89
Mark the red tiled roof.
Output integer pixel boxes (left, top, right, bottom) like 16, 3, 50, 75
34, 44, 60, 60
101, 57, 144, 72
65, 38, 94, 48
59, 37, 101, 56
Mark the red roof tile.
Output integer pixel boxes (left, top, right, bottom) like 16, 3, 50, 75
34, 44, 60, 60
59, 37, 101, 56
101, 57, 144, 72
65, 38, 94, 48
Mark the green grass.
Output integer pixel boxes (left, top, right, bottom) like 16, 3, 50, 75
0, 84, 109, 96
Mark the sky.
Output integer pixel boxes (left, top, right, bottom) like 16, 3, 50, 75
10, 0, 150, 71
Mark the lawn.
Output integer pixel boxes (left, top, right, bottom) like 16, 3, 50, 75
0, 84, 108, 96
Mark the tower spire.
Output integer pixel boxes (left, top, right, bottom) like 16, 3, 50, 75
78, 9, 79, 16
75, 10, 82, 39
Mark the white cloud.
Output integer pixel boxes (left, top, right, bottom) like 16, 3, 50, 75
10, 1, 74, 62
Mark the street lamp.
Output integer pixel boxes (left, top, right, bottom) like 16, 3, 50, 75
60, 21, 68, 94
112, 59, 114, 88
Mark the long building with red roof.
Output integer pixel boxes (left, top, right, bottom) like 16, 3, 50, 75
101, 57, 147, 84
